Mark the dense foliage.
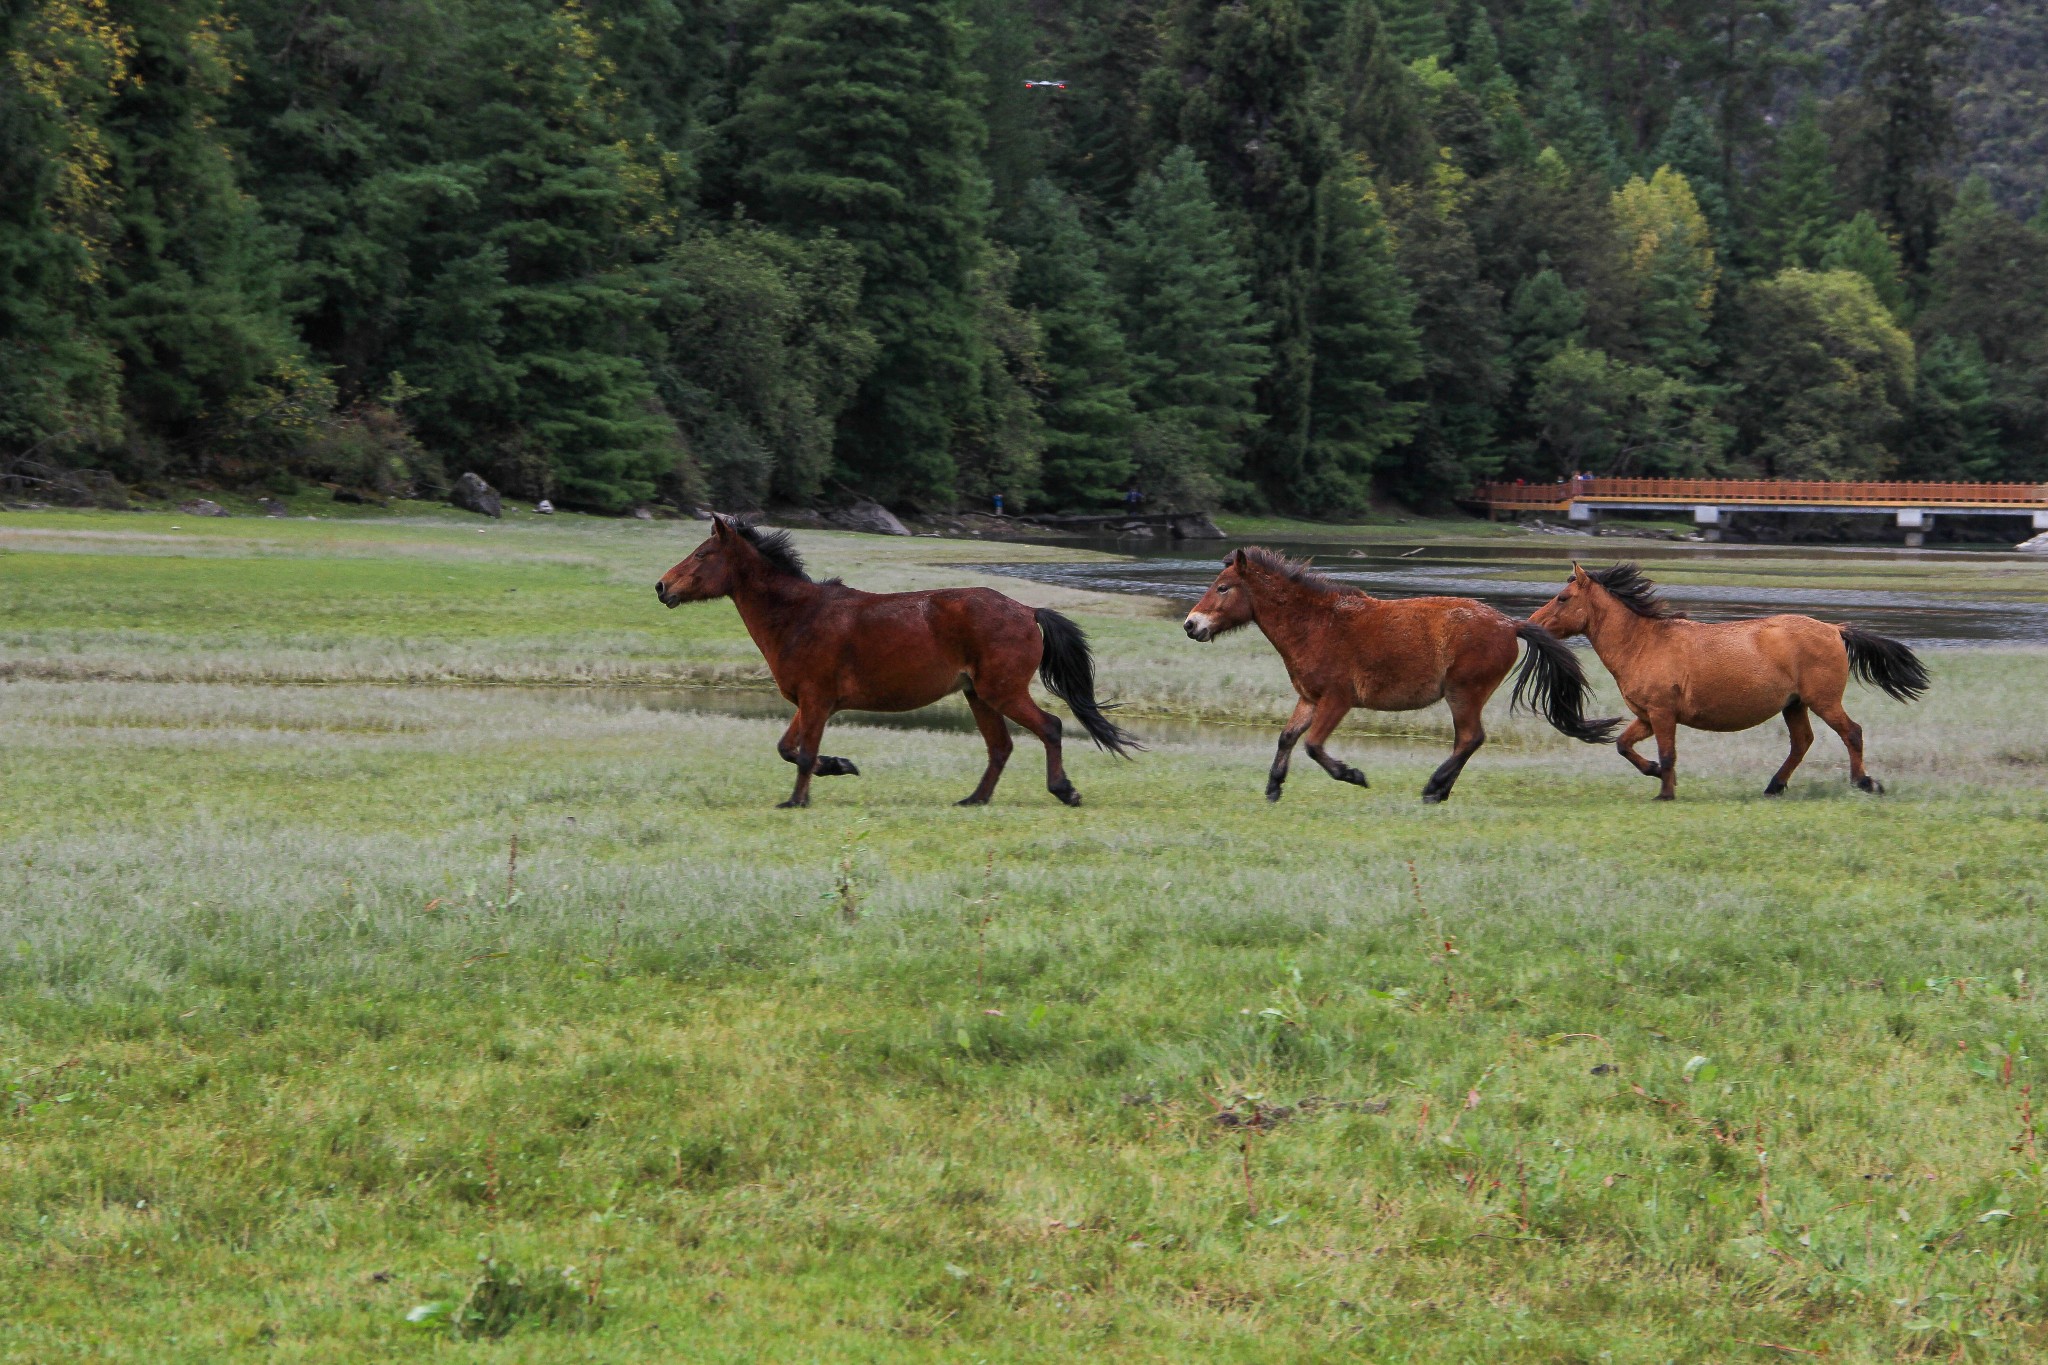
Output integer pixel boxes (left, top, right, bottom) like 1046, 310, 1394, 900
4, 0, 2044, 513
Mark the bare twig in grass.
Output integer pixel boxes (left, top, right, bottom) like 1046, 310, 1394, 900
1755, 1120, 1771, 1230
1413, 1096, 1432, 1145
505, 831, 519, 904
1240, 1134, 1257, 1219
2013, 1084, 2039, 1160
961, 849, 997, 992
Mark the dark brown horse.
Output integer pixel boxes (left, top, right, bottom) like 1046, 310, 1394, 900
1529, 562, 1929, 799
1183, 547, 1618, 803
657, 516, 1138, 807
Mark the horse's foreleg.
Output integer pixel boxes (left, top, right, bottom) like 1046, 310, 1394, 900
777, 713, 858, 778
1765, 700, 1814, 796
1614, 715, 1663, 778
1302, 697, 1368, 790
1650, 711, 1679, 800
1266, 698, 1315, 802
996, 694, 1080, 807
1421, 691, 1488, 804
958, 690, 1014, 806
1810, 697, 1880, 793
777, 706, 832, 808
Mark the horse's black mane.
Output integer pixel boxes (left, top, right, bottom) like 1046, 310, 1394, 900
1588, 562, 1685, 619
733, 521, 810, 581
1240, 546, 1365, 597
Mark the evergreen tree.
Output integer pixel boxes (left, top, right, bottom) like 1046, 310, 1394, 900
1750, 99, 1841, 271
1378, 0, 1449, 63
738, 0, 990, 505
1321, 0, 1432, 184
1149, 0, 1335, 507
1900, 334, 2000, 478
1920, 180, 2048, 475
1731, 268, 1915, 478
1821, 211, 1907, 318
1106, 147, 1270, 497
98, 0, 297, 459
1532, 57, 1618, 185
1008, 180, 1136, 506
1302, 162, 1421, 510
1850, 0, 1961, 274
1379, 163, 1507, 503
1612, 167, 1719, 376
1651, 99, 1731, 241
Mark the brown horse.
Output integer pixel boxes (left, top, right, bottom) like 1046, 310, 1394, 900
1183, 547, 1618, 803
1529, 562, 1929, 800
656, 516, 1138, 807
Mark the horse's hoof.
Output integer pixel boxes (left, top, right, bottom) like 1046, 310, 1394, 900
776, 797, 809, 809
1343, 768, 1369, 787
831, 758, 861, 777
1857, 776, 1885, 795
1052, 785, 1082, 807
1763, 780, 1787, 796
1653, 792, 1675, 802
1265, 786, 1284, 803
1421, 791, 1448, 805
956, 794, 990, 807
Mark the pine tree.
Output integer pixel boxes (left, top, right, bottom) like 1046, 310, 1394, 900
1302, 162, 1421, 510
97, 0, 297, 451
1651, 99, 1731, 241
738, 0, 990, 505
1321, 0, 1432, 184
1751, 99, 1841, 271
1612, 167, 1719, 376
1531, 57, 1617, 185
1851, 0, 1961, 275
1009, 180, 1136, 506
1149, 0, 1335, 507
1106, 147, 1270, 494
1378, 0, 1448, 63
1901, 335, 2000, 477
1821, 211, 1907, 318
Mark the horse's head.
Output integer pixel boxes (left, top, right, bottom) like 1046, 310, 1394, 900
1184, 549, 1257, 642
1529, 562, 1595, 638
655, 515, 743, 607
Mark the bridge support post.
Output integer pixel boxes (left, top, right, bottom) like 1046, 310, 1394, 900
2034, 511, 2048, 530
1568, 502, 1597, 525
1692, 506, 1723, 542
1898, 508, 1930, 548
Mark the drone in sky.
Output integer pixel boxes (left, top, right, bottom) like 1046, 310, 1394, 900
1022, 80, 1068, 90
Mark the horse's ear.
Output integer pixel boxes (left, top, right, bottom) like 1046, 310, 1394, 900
1570, 561, 1589, 583
1231, 547, 1248, 570
710, 512, 734, 538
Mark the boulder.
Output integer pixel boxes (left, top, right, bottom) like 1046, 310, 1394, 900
828, 499, 909, 536
535, 499, 555, 515
630, 506, 655, 521
450, 472, 502, 518
2018, 532, 2048, 553
177, 499, 228, 517
258, 498, 290, 517
1168, 512, 1226, 540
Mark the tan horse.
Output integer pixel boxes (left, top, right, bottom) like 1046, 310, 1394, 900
1183, 548, 1617, 803
1529, 562, 1929, 800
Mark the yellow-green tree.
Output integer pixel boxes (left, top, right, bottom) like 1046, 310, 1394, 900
1611, 166, 1718, 375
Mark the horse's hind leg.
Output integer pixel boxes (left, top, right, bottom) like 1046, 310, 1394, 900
1764, 700, 1813, 796
1302, 697, 1368, 790
993, 692, 1080, 807
957, 689, 1014, 806
777, 713, 859, 778
1266, 698, 1314, 802
1810, 696, 1881, 793
1421, 690, 1488, 804
776, 706, 833, 808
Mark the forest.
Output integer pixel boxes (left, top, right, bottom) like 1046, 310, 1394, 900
2, 0, 2045, 515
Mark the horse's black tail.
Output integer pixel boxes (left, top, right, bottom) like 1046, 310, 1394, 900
1512, 621, 1622, 744
1034, 608, 1142, 757
1841, 625, 1930, 703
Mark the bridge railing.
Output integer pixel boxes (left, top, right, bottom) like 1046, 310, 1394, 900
1474, 478, 2048, 508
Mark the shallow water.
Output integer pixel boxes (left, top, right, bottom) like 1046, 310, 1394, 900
973, 539, 2048, 647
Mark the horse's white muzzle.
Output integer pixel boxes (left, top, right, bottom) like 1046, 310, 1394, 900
1183, 613, 1214, 642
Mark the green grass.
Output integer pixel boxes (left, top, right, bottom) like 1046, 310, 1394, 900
4, 509, 2048, 1362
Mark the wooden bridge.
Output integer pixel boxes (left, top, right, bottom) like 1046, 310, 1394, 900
1469, 477, 2048, 544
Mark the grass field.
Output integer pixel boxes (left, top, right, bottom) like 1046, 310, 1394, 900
4, 509, 2048, 1362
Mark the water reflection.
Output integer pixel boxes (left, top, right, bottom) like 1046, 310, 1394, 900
971, 542, 2048, 648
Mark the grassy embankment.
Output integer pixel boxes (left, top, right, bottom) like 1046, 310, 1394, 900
3, 508, 2047, 1361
